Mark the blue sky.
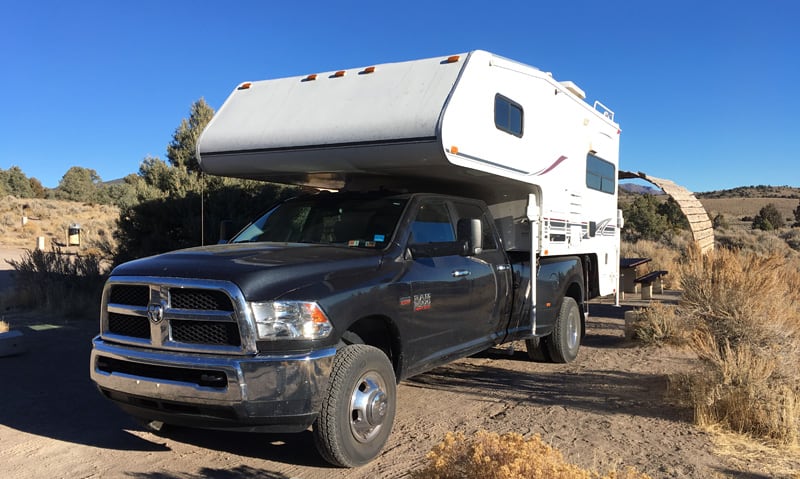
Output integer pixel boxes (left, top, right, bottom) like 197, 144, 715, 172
1, 1, 797, 193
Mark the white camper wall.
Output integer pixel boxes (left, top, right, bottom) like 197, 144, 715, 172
440, 51, 620, 295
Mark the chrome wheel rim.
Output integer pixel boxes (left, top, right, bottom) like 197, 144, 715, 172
349, 371, 389, 443
567, 306, 580, 351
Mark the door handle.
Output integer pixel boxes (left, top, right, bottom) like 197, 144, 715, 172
452, 270, 471, 277
497, 264, 511, 271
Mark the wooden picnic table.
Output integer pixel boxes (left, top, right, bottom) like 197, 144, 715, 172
620, 257, 651, 294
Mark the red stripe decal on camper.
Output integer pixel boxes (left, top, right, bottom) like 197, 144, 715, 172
535, 155, 568, 176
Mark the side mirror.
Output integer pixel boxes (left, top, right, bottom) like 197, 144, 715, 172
457, 218, 483, 256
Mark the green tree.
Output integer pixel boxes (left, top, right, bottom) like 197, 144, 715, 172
656, 197, 689, 232
752, 203, 784, 231
114, 180, 296, 262
56, 166, 102, 202
29, 177, 47, 198
166, 98, 214, 172
2, 166, 35, 198
139, 156, 173, 192
622, 194, 669, 242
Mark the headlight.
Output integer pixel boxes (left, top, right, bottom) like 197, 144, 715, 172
250, 301, 333, 340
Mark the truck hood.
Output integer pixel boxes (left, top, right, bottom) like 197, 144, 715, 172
111, 243, 384, 301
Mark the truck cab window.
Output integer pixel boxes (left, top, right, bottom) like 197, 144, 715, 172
409, 202, 454, 244
233, 196, 407, 248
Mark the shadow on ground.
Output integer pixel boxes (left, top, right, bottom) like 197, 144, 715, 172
407, 358, 685, 423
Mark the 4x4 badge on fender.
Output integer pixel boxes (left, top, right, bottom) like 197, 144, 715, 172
147, 301, 166, 323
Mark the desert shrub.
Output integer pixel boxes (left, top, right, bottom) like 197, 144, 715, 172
715, 228, 794, 256
794, 199, 800, 227
5, 247, 108, 318
684, 335, 798, 444
624, 303, 689, 346
712, 213, 728, 230
678, 247, 800, 444
782, 229, 800, 252
412, 431, 651, 479
752, 203, 785, 231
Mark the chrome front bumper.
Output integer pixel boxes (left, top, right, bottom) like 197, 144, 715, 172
90, 336, 336, 432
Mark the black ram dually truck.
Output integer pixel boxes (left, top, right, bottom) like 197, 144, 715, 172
90, 190, 585, 466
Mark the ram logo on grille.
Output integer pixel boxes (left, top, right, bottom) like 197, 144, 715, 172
146, 301, 166, 324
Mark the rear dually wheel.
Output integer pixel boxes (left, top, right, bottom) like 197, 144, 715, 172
546, 296, 582, 363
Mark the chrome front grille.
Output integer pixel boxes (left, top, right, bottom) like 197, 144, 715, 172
102, 277, 255, 354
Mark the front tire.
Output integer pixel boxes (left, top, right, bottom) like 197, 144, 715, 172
313, 344, 396, 467
546, 297, 582, 363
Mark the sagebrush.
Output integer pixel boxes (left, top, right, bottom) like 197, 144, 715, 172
412, 431, 651, 479
5, 248, 108, 318
678, 246, 800, 445
624, 302, 690, 346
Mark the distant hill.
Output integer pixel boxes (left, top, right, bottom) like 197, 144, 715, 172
698, 185, 800, 199
618, 183, 799, 224
619, 183, 663, 195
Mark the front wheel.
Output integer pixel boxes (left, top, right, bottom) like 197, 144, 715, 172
313, 344, 396, 467
546, 297, 582, 363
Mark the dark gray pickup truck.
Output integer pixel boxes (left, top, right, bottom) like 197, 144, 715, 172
90, 189, 587, 466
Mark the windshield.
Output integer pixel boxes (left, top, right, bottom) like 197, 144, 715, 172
231, 194, 408, 249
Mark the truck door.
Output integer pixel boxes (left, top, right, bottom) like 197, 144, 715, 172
401, 198, 509, 367
450, 200, 512, 344
402, 199, 481, 365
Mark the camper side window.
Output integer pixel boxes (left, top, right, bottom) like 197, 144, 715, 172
494, 94, 523, 137
586, 153, 616, 194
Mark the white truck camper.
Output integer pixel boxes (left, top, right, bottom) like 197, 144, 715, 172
198, 50, 622, 301
91, 50, 622, 468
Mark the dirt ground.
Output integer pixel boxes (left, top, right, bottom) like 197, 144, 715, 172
0, 252, 797, 478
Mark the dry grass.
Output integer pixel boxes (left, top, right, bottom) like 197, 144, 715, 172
5, 247, 108, 318
624, 302, 691, 346
412, 431, 651, 479
0, 195, 118, 255
677, 247, 800, 446
715, 226, 798, 255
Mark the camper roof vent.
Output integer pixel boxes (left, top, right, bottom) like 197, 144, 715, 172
560, 81, 586, 100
